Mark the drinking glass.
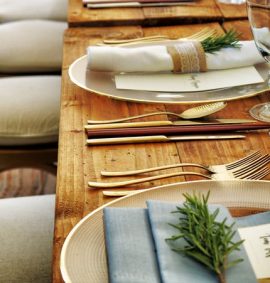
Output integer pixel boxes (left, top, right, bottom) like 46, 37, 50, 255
247, 0, 270, 122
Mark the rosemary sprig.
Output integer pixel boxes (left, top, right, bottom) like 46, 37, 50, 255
166, 191, 244, 283
202, 30, 241, 53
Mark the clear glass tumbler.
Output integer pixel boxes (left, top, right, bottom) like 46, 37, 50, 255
247, 0, 270, 122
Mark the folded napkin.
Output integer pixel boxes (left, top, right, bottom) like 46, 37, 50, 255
236, 211, 270, 228
103, 202, 267, 283
87, 41, 264, 73
103, 208, 161, 283
147, 200, 257, 283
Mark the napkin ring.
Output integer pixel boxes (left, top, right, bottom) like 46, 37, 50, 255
167, 41, 207, 73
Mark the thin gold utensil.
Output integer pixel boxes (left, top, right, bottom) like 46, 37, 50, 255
101, 152, 269, 176
89, 165, 270, 188
85, 119, 255, 130
102, 28, 216, 46
86, 134, 245, 146
103, 167, 270, 197
87, 102, 227, 124
103, 189, 146, 197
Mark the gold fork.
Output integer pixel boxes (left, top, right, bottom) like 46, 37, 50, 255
100, 28, 217, 47
102, 166, 270, 197
100, 151, 268, 176
89, 163, 270, 188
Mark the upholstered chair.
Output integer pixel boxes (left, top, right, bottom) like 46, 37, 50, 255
0, 195, 55, 283
0, 2, 67, 174
0, 0, 67, 22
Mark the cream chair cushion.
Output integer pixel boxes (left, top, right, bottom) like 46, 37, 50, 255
0, 0, 68, 22
0, 76, 61, 146
0, 20, 67, 73
0, 194, 55, 283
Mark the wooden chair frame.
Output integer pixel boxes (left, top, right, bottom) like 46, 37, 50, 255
0, 143, 58, 175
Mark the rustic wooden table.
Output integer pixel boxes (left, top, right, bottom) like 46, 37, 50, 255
68, 0, 248, 27
68, 0, 223, 26
53, 20, 270, 282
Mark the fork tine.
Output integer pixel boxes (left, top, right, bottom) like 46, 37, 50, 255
185, 28, 212, 40
245, 167, 270, 180
225, 151, 262, 170
254, 168, 270, 179
188, 29, 216, 41
235, 157, 270, 179
233, 154, 270, 176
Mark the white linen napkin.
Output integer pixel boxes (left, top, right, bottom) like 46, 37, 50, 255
87, 41, 264, 73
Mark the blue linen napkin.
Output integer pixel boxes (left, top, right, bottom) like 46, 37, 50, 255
103, 203, 268, 283
103, 207, 161, 283
236, 211, 270, 228
146, 200, 258, 283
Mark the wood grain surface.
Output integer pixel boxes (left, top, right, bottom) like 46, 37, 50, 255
68, 0, 223, 27
215, 0, 247, 20
53, 21, 270, 282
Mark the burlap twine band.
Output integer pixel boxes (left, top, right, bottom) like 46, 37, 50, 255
167, 41, 207, 73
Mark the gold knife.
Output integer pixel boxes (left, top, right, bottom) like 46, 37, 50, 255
86, 134, 245, 145
85, 119, 256, 130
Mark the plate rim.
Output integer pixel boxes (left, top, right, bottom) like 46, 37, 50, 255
60, 179, 270, 282
69, 55, 269, 105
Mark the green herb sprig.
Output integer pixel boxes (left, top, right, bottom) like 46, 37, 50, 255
166, 191, 244, 283
202, 30, 241, 53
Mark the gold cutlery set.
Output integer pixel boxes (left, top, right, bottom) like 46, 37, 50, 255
85, 101, 270, 193
85, 102, 270, 145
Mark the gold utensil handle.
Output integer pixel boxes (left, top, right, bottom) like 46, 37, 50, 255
103, 35, 168, 44
88, 171, 210, 188
85, 120, 172, 130
87, 102, 227, 124
100, 162, 207, 176
86, 135, 169, 145
87, 112, 175, 124
103, 190, 145, 196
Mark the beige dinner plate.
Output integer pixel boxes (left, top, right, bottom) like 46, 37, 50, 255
68, 55, 269, 104
60, 179, 270, 283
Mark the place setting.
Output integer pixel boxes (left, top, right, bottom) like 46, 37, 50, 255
60, 179, 270, 283
69, 27, 270, 104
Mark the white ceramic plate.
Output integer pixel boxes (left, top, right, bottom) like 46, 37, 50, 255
60, 180, 270, 283
69, 55, 269, 104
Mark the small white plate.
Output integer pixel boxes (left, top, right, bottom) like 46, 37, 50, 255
69, 55, 269, 104
60, 179, 270, 283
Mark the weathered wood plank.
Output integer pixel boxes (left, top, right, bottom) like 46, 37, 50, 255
215, 0, 247, 20
68, 0, 223, 27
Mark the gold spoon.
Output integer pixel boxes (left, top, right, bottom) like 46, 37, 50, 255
87, 102, 227, 124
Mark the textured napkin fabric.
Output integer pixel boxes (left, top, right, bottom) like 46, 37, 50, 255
147, 200, 257, 283
103, 208, 161, 283
103, 201, 263, 283
236, 211, 270, 228
87, 41, 264, 73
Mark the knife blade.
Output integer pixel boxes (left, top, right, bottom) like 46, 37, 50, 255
86, 134, 245, 145
85, 119, 256, 130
